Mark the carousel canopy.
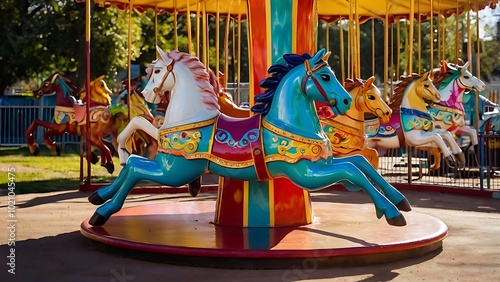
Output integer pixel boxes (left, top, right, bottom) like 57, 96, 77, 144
79, 0, 498, 19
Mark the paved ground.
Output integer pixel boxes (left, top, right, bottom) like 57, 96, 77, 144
1, 188, 499, 281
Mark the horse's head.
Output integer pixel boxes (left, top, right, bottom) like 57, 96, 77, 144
92, 75, 112, 93
80, 75, 112, 106
440, 60, 485, 92
414, 72, 441, 103
33, 73, 77, 100
346, 76, 391, 122
142, 46, 177, 105
299, 49, 352, 115
433, 60, 485, 92
33, 73, 59, 99
120, 75, 147, 98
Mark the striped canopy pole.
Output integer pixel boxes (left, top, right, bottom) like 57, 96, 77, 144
214, 0, 317, 228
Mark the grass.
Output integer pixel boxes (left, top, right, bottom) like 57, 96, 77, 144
0, 146, 121, 194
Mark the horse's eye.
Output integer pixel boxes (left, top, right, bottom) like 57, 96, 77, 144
368, 95, 376, 100
424, 84, 429, 88
155, 69, 161, 74
463, 75, 470, 79
320, 74, 330, 81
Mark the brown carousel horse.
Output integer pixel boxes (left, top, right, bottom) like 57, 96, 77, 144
27, 74, 127, 174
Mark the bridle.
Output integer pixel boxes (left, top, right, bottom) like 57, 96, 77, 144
456, 69, 475, 91
301, 57, 337, 107
345, 88, 380, 122
358, 85, 381, 117
153, 58, 176, 96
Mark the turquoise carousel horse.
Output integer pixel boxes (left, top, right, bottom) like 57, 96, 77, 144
463, 90, 500, 134
428, 60, 485, 151
88, 47, 411, 227
366, 72, 465, 168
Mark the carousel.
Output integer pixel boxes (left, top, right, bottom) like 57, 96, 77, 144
73, 0, 496, 268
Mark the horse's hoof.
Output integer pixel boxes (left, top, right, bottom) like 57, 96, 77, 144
462, 144, 473, 154
29, 143, 40, 156
103, 162, 115, 174
88, 191, 105, 205
454, 152, 466, 164
386, 214, 407, 226
396, 198, 412, 212
89, 212, 109, 226
33, 146, 40, 156
444, 155, 457, 168
90, 152, 99, 164
188, 177, 202, 197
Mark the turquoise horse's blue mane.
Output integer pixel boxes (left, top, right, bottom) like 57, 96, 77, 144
252, 52, 313, 115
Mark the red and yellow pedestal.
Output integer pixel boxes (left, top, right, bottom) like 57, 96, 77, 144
214, 178, 312, 227
210, 0, 319, 229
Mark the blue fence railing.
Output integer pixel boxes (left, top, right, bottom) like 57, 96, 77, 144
1, 99, 498, 190
0, 105, 80, 147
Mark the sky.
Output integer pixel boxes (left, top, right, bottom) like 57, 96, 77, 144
478, 5, 500, 39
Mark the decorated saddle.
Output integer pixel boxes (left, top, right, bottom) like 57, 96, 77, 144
427, 103, 465, 131
401, 107, 433, 132
53, 103, 113, 125
158, 113, 330, 180
321, 119, 365, 154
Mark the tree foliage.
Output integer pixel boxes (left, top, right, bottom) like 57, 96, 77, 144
0, 1, 140, 95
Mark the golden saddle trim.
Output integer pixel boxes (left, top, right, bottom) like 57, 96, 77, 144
261, 119, 327, 145
430, 103, 465, 116
158, 117, 217, 136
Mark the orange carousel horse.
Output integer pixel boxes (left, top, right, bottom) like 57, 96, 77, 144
318, 77, 391, 169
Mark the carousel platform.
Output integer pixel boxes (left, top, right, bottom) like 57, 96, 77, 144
81, 200, 447, 268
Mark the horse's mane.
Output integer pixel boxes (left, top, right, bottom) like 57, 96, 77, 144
50, 73, 78, 98
168, 50, 220, 111
80, 77, 112, 106
252, 52, 313, 115
388, 74, 422, 111
343, 78, 364, 92
431, 64, 459, 89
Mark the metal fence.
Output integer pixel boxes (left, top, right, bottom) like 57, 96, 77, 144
377, 135, 500, 190
0, 104, 80, 147
0, 101, 498, 190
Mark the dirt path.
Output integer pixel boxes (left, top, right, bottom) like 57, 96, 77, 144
1, 189, 499, 281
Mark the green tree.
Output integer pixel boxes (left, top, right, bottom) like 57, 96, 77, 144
0, 1, 141, 95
